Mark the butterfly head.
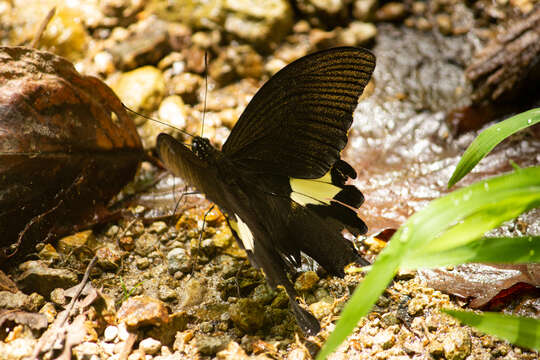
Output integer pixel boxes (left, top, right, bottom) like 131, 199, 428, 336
192, 136, 212, 160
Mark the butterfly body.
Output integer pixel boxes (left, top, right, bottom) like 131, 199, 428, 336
157, 47, 376, 335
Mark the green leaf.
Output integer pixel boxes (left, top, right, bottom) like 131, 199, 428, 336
448, 108, 540, 188
317, 167, 540, 360
442, 309, 540, 351
403, 236, 540, 269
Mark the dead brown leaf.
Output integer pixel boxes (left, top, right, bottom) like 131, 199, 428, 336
0, 46, 144, 262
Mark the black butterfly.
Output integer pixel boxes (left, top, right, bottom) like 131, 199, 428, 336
157, 47, 376, 335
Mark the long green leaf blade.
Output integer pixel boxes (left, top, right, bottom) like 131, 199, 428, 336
443, 309, 540, 351
403, 236, 540, 269
318, 167, 540, 359
448, 108, 540, 188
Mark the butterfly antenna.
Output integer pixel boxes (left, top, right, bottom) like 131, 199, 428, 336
122, 104, 194, 139
200, 51, 208, 138
191, 204, 215, 273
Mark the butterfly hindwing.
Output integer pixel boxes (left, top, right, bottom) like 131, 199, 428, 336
222, 47, 375, 179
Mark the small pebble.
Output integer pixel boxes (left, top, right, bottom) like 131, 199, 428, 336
294, 271, 319, 292
135, 257, 151, 270
149, 221, 168, 234
139, 337, 161, 355
158, 285, 177, 301
127, 349, 146, 360
104, 325, 119, 342
117, 323, 130, 342
50, 288, 66, 306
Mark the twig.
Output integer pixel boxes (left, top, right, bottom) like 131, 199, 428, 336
31, 255, 98, 359
118, 332, 138, 360
30, 7, 56, 48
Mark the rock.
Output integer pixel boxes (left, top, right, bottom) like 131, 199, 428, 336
149, 0, 224, 30
57, 230, 96, 254
407, 296, 426, 316
381, 311, 400, 327
17, 261, 78, 297
0, 338, 35, 360
167, 248, 190, 274
147, 311, 190, 346
229, 298, 265, 333
135, 257, 151, 270
25, 292, 45, 312
308, 300, 333, 319
127, 349, 146, 360
271, 290, 289, 308
95, 244, 122, 270
436, 14, 453, 35
212, 228, 233, 249
138, 95, 190, 149
428, 340, 444, 358
38, 6, 90, 61
223, 0, 294, 48
0, 291, 28, 309
209, 45, 264, 86
73, 341, 101, 360
287, 347, 311, 360
119, 236, 135, 251
117, 322, 130, 341
296, 0, 351, 27
117, 296, 169, 329
50, 288, 67, 306
353, 0, 378, 21
158, 285, 178, 301
216, 341, 249, 360
112, 66, 166, 117
252, 284, 275, 305
93, 51, 116, 75
375, 2, 408, 22
443, 328, 472, 360
294, 271, 319, 291
103, 325, 118, 342
195, 334, 231, 356
373, 330, 395, 350
134, 233, 159, 256
149, 221, 169, 235
179, 278, 206, 307
106, 17, 171, 70
337, 21, 377, 46
38, 244, 60, 261
39, 302, 57, 323
139, 337, 162, 355
168, 72, 203, 104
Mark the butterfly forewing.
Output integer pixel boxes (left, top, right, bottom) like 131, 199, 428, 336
222, 47, 375, 179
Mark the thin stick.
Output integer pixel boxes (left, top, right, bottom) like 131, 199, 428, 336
30, 7, 56, 48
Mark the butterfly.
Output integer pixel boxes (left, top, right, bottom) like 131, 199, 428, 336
157, 47, 376, 335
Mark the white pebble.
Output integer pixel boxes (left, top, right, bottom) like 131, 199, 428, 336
102, 342, 115, 355
139, 337, 161, 355
117, 323, 130, 341
104, 325, 119, 342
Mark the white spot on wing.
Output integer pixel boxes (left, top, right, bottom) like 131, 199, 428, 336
290, 171, 341, 206
234, 214, 254, 251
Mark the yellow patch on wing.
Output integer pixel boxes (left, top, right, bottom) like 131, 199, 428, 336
230, 214, 254, 251
290, 171, 341, 206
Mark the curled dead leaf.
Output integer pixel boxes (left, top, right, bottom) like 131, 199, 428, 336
0, 46, 144, 263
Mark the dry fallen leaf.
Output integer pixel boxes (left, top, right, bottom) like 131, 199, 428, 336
0, 46, 144, 262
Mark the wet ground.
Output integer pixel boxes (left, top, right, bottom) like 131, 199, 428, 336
1, 1, 539, 359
